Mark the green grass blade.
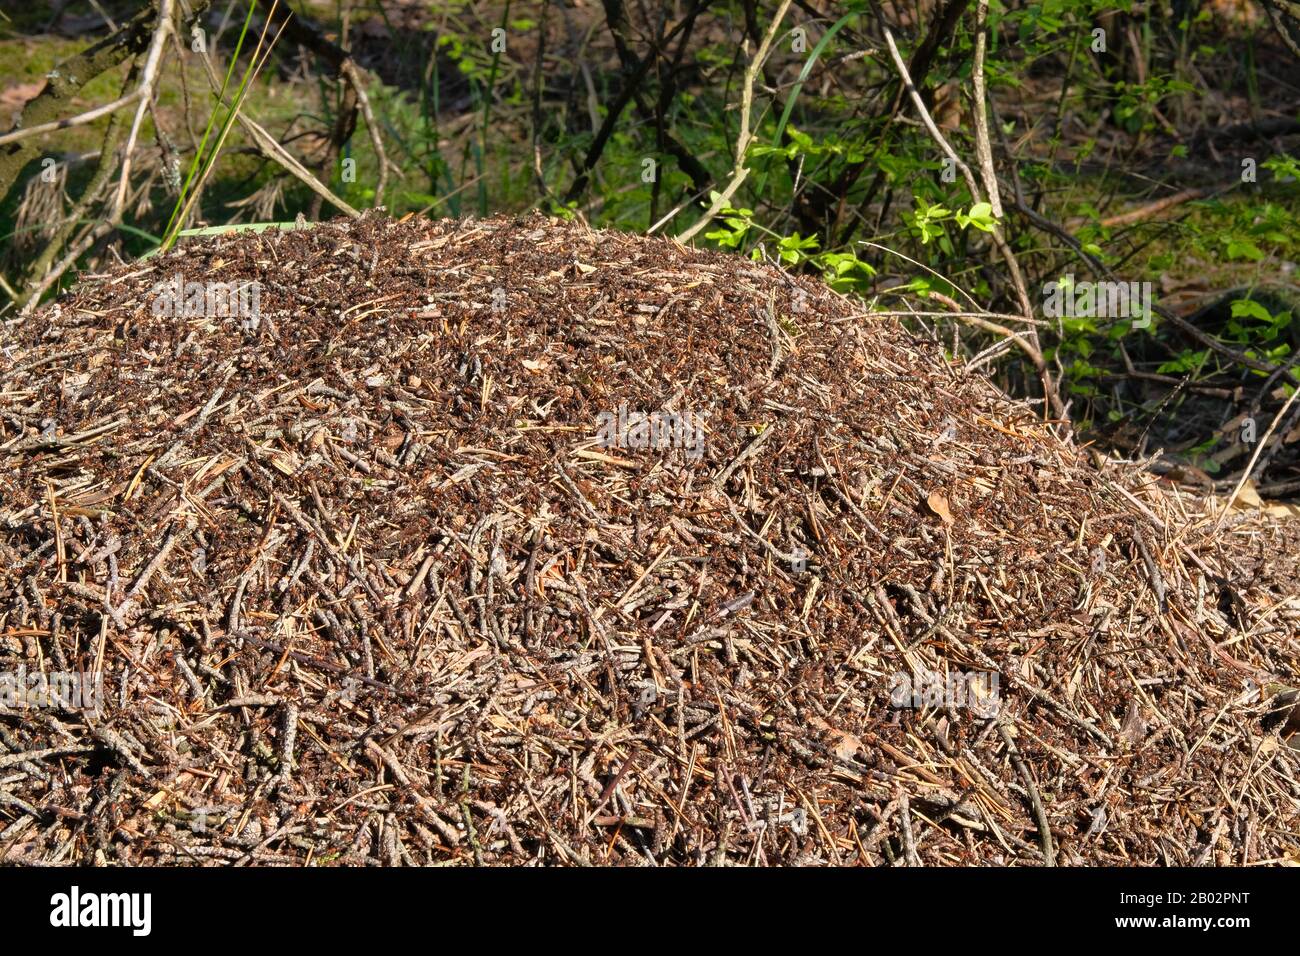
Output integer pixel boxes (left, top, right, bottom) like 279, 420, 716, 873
751, 13, 858, 199
162, 1, 259, 245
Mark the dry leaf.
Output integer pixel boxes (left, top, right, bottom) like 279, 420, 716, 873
805, 716, 862, 761
1229, 481, 1264, 511
1119, 699, 1146, 749
831, 730, 863, 762
1264, 501, 1300, 520
926, 491, 954, 525
0, 82, 43, 112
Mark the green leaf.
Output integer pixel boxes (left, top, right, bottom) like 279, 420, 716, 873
1230, 299, 1273, 323
1225, 239, 1265, 261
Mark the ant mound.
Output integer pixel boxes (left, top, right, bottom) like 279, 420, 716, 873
2, 214, 1298, 865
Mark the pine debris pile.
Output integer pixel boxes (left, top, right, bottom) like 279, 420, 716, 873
2, 214, 1298, 865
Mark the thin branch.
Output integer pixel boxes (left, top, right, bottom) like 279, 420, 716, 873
565, 1, 712, 203
340, 60, 388, 207
0, 93, 139, 149
971, 0, 1001, 219
0, 1, 180, 202
195, 54, 361, 218
110, 0, 176, 217
252, 0, 387, 211
677, 0, 792, 243
882, 24, 1060, 420
19, 84, 130, 293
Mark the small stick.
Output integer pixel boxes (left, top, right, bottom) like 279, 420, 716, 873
996, 720, 1056, 866
678, 0, 792, 242
110, 0, 175, 217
